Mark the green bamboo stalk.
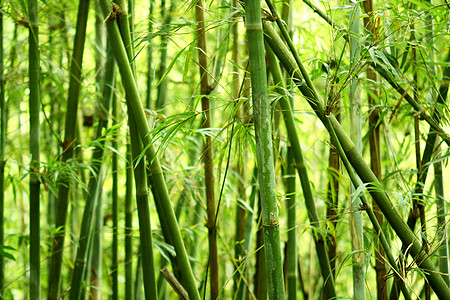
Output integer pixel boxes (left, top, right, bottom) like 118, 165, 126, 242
28, 0, 41, 297
254, 198, 267, 300
98, 1, 200, 299
128, 112, 159, 300
125, 142, 134, 299
47, 0, 90, 298
146, 0, 153, 110
362, 1, 387, 297
232, 12, 248, 298
325, 93, 340, 280
111, 95, 119, 300
194, 1, 219, 298
348, 3, 365, 299
265, 42, 336, 298
88, 6, 106, 298
244, 0, 285, 298
69, 39, 115, 300
236, 166, 258, 300
0, 7, 5, 299
263, 22, 450, 299
285, 147, 296, 300
89, 187, 104, 300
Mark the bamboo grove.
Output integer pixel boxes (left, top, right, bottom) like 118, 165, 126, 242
0, 0, 449, 298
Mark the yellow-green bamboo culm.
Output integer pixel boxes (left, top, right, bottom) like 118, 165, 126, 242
244, 0, 285, 298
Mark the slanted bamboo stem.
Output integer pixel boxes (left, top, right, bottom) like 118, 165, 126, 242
263, 21, 450, 299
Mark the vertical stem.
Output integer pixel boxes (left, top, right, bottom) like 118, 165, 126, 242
89, 4, 105, 298
232, 6, 247, 298
28, 0, 41, 297
47, 0, 90, 298
146, 0, 153, 110
349, 2, 365, 299
111, 96, 119, 300
125, 142, 134, 299
194, 1, 219, 298
127, 111, 159, 300
245, 0, 285, 298
362, 1, 387, 298
285, 147, 297, 300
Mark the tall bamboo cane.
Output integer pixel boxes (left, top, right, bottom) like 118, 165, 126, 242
348, 2, 365, 298
195, 1, 219, 298
362, 1, 387, 297
28, 0, 41, 297
47, 1, 90, 298
124, 142, 134, 300
244, 0, 285, 298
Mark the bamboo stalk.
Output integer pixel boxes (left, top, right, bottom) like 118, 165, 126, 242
98, 1, 200, 299
88, 6, 106, 299
244, 0, 285, 297
128, 107, 159, 300
348, 2, 365, 299
125, 142, 134, 299
362, 1, 387, 298
111, 95, 119, 300
146, 0, 153, 110
47, 1, 90, 298
285, 147, 297, 300
28, 0, 41, 297
195, 1, 219, 298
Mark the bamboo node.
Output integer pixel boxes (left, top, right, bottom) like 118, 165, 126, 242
269, 218, 278, 226
104, 3, 122, 24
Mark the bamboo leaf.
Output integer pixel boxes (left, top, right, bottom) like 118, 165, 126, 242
156, 45, 188, 87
